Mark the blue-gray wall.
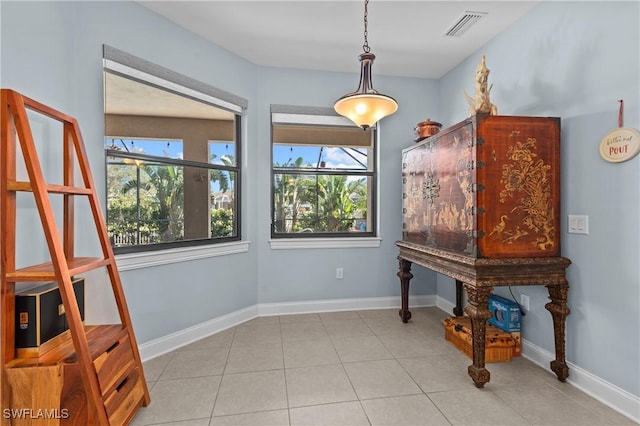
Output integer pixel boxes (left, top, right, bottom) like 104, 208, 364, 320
255, 67, 438, 303
0, 0, 262, 343
1, 0, 638, 400
0, 0, 438, 344
438, 1, 639, 397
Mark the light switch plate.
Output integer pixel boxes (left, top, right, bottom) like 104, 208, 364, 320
568, 215, 589, 234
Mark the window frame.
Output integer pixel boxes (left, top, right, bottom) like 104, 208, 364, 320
270, 105, 379, 240
103, 45, 246, 255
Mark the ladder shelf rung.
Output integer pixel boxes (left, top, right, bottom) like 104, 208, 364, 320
7, 180, 92, 195
6, 257, 111, 282
1, 89, 150, 422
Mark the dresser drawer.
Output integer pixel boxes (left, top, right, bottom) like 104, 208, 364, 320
104, 367, 145, 426
93, 332, 136, 396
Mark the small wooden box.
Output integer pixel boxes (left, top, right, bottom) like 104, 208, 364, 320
15, 278, 85, 357
442, 316, 515, 362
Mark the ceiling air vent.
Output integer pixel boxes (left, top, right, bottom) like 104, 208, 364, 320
444, 11, 487, 37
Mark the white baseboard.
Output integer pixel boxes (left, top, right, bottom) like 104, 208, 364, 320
138, 304, 258, 362
436, 295, 457, 316
258, 294, 436, 317
435, 297, 639, 422
138, 296, 638, 423
139, 295, 436, 360
522, 339, 640, 423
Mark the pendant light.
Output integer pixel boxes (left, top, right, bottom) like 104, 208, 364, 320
334, 0, 398, 129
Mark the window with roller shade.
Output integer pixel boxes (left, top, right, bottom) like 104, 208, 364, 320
271, 106, 377, 238
103, 46, 245, 254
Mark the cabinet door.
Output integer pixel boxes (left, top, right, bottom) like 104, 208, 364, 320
402, 120, 477, 256
476, 116, 561, 258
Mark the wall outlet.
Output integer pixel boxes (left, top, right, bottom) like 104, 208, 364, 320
336, 267, 344, 279
520, 294, 530, 311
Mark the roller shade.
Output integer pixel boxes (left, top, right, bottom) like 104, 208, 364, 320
271, 105, 373, 148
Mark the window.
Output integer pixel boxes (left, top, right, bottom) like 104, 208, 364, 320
271, 106, 377, 238
103, 46, 246, 254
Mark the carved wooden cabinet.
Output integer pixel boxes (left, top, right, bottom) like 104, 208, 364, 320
397, 114, 570, 388
402, 113, 561, 258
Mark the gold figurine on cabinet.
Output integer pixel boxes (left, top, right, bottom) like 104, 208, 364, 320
464, 55, 498, 116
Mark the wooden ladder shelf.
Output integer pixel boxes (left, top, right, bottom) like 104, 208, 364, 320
1, 89, 150, 425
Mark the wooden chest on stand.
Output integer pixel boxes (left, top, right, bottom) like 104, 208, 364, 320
401, 114, 561, 258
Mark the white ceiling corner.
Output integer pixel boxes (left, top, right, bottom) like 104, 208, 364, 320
136, 1, 539, 79
112, 1, 539, 119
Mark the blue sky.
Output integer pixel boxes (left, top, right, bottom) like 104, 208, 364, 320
106, 138, 368, 171
273, 145, 368, 170
105, 138, 372, 200
105, 138, 235, 165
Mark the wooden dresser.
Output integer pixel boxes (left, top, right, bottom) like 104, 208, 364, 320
397, 114, 571, 387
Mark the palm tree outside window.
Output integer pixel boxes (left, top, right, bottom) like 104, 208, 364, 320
105, 137, 239, 252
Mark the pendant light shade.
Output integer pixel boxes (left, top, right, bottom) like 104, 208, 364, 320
334, 1, 398, 129
334, 53, 398, 129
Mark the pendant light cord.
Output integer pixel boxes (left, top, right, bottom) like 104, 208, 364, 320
362, 0, 370, 53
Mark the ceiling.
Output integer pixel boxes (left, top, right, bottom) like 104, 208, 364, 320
108, 1, 539, 120
138, 1, 539, 80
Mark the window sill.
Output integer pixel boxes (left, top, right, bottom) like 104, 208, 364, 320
269, 237, 381, 250
115, 241, 251, 271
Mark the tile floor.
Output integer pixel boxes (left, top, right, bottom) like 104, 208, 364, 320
131, 307, 634, 426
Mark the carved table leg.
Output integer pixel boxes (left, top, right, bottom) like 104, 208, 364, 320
545, 282, 570, 381
463, 284, 493, 388
453, 280, 464, 316
397, 257, 413, 323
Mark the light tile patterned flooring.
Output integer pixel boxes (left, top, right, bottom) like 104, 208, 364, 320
131, 307, 634, 425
